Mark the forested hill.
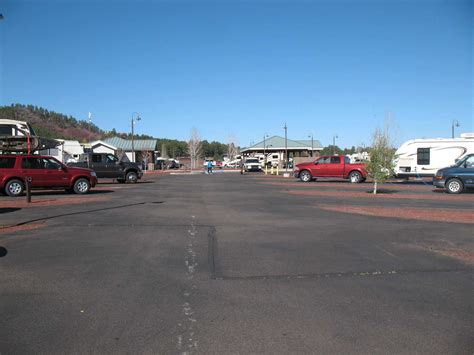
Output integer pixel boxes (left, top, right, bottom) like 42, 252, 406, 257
0, 104, 229, 159
0, 104, 153, 141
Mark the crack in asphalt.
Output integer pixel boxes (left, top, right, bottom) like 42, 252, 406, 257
219, 268, 474, 281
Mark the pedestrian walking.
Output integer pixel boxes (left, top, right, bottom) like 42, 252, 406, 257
207, 160, 213, 174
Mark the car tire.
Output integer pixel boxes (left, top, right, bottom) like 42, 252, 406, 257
126, 171, 138, 183
5, 179, 24, 197
349, 171, 363, 183
73, 178, 91, 194
446, 178, 463, 194
299, 170, 312, 182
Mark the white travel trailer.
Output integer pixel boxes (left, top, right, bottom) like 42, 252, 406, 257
395, 133, 474, 177
0, 119, 36, 136
0, 118, 60, 153
39, 140, 85, 163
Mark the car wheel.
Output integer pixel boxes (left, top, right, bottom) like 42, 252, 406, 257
446, 178, 463, 194
349, 171, 363, 183
126, 171, 138, 183
5, 179, 24, 197
73, 178, 90, 194
299, 170, 312, 182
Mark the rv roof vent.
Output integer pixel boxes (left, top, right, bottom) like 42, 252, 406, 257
460, 133, 474, 138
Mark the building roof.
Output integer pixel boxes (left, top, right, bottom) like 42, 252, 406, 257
241, 135, 323, 152
90, 140, 117, 151
103, 137, 158, 151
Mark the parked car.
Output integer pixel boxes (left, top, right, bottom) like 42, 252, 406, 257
68, 153, 142, 183
0, 155, 97, 196
294, 155, 367, 183
156, 158, 181, 170
244, 158, 262, 172
433, 154, 474, 194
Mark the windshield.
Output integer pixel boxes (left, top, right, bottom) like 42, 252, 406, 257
246, 159, 259, 163
456, 154, 474, 167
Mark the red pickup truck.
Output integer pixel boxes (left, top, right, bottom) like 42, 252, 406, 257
0, 155, 98, 196
294, 155, 368, 183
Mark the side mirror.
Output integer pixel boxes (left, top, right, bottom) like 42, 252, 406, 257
61, 166, 68, 172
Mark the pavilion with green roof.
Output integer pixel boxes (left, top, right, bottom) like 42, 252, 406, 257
241, 135, 322, 158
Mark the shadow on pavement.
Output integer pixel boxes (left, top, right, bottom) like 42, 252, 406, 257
30, 189, 114, 197
0, 208, 21, 214
0, 247, 7, 257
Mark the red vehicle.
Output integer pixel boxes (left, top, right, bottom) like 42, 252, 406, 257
294, 155, 367, 183
0, 155, 98, 196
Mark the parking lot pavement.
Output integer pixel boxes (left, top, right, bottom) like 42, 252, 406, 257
0, 173, 473, 353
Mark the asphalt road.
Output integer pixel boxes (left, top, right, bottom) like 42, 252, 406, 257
1, 173, 473, 354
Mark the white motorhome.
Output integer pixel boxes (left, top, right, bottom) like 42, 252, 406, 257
395, 133, 474, 177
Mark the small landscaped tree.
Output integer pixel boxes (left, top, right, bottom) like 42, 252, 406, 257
366, 124, 397, 194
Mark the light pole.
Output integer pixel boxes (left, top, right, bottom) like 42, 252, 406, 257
88, 112, 93, 139
131, 112, 141, 163
284, 123, 288, 169
452, 120, 460, 139
333, 134, 338, 155
308, 133, 314, 157
263, 134, 269, 166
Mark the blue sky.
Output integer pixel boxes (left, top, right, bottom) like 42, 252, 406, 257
0, 0, 472, 148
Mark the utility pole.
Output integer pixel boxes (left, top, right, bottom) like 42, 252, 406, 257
452, 120, 460, 139
333, 134, 338, 155
263, 134, 268, 166
284, 123, 288, 170
308, 133, 314, 157
88, 112, 92, 141
131, 112, 141, 163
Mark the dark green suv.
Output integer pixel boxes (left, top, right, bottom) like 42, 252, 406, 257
433, 154, 474, 193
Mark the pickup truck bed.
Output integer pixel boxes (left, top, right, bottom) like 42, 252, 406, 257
68, 153, 142, 183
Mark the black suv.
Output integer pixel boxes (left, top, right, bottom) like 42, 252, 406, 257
433, 154, 474, 193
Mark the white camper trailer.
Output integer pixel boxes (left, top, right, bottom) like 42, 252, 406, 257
395, 133, 474, 178
0, 119, 36, 136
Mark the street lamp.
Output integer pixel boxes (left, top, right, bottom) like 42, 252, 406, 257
131, 112, 141, 163
308, 133, 314, 157
284, 123, 288, 170
452, 120, 460, 139
263, 134, 269, 165
333, 134, 338, 155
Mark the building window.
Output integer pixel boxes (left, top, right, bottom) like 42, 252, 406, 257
417, 148, 430, 165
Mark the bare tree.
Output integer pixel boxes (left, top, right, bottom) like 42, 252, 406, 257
187, 128, 202, 169
161, 143, 168, 158
227, 134, 238, 162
